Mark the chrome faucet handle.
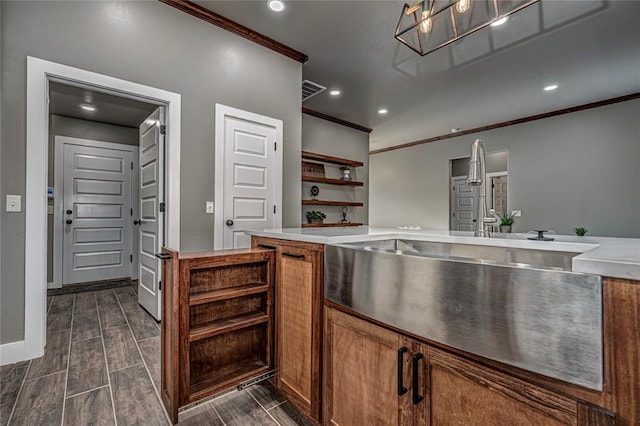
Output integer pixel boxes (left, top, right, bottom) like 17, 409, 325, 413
483, 209, 500, 224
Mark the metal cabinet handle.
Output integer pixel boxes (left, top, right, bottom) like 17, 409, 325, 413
66, 210, 73, 215
258, 244, 276, 250
133, 219, 142, 225
282, 252, 305, 259
412, 353, 425, 404
155, 253, 171, 260
226, 220, 234, 226
65, 219, 73, 225
397, 347, 408, 396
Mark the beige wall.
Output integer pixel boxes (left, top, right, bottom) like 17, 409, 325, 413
302, 115, 369, 225
370, 99, 640, 237
1, 1, 302, 344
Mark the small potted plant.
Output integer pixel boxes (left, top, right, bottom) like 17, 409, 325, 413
306, 210, 326, 225
574, 226, 588, 236
499, 211, 515, 233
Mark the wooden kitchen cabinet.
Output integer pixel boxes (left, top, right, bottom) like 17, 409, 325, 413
323, 307, 423, 426
159, 247, 275, 424
252, 237, 324, 422
323, 306, 610, 426
428, 349, 578, 425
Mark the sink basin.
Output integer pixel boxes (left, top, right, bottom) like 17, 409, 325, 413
343, 239, 580, 271
325, 239, 603, 390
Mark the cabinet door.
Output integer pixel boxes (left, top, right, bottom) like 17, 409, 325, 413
276, 241, 323, 421
428, 349, 578, 425
324, 307, 411, 426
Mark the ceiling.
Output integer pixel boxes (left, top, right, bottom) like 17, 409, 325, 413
195, 0, 640, 150
49, 82, 158, 128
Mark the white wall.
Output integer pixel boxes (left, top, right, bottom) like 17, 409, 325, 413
302, 115, 369, 225
370, 99, 640, 237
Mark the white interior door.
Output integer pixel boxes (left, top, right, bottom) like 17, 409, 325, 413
137, 108, 164, 320
61, 141, 133, 285
215, 105, 283, 250
451, 176, 478, 232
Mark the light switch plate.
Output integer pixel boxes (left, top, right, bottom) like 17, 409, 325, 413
6, 195, 21, 212
205, 201, 214, 214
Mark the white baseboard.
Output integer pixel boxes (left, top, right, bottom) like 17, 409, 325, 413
0, 340, 42, 366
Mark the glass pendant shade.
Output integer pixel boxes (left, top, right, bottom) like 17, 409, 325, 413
395, 0, 540, 56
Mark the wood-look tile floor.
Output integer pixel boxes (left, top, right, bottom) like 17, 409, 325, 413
1, 286, 309, 426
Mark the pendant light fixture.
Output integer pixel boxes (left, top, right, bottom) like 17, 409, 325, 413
395, 0, 539, 56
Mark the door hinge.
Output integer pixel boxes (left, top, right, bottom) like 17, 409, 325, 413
131, 208, 133, 216
160, 125, 166, 135
159, 280, 162, 290
131, 161, 133, 170
159, 202, 166, 213
130, 254, 133, 263
274, 142, 277, 151
274, 205, 276, 214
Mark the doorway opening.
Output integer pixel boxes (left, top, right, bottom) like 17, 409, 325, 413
47, 79, 169, 322
8, 57, 181, 365
449, 151, 508, 232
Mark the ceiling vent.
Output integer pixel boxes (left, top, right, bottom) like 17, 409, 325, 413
302, 80, 326, 102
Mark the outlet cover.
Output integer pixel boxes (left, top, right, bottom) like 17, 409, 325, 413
205, 201, 214, 214
6, 195, 21, 212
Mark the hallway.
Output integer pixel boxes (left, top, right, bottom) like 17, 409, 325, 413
1, 286, 309, 425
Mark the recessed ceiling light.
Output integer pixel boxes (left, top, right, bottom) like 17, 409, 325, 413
329, 90, 341, 96
491, 16, 509, 27
451, 128, 460, 133
267, 0, 285, 12
378, 108, 388, 115
80, 104, 96, 112
543, 84, 559, 92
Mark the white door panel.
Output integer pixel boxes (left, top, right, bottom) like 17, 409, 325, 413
137, 108, 164, 320
217, 107, 282, 250
451, 176, 478, 232
62, 144, 133, 284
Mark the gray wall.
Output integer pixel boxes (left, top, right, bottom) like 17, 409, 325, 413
1, 1, 301, 344
302, 115, 369, 225
46, 115, 139, 283
370, 99, 640, 237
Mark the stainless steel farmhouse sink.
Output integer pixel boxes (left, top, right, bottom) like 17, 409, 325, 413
325, 239, 603, 390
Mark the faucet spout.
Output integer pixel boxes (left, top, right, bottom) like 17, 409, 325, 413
467, 139, 494, 237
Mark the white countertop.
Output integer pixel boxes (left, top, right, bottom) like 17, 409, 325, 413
247, 227, 640, 281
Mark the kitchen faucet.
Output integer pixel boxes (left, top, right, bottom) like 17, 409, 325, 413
467, 139, 500, 237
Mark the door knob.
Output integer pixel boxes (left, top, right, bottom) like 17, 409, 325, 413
134, 219, 142, 225
65, 219, 73, 225
226, 220, 234, 226
66, 210, 73, 215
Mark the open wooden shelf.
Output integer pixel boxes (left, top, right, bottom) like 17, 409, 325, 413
189, 283, 269, 306
160, 248, 275, 424
302, 176, 364, 186
189, 312, 269, 342
302, 200, 364, 207
302, 151, 363, 167
301, 222, 363, 228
